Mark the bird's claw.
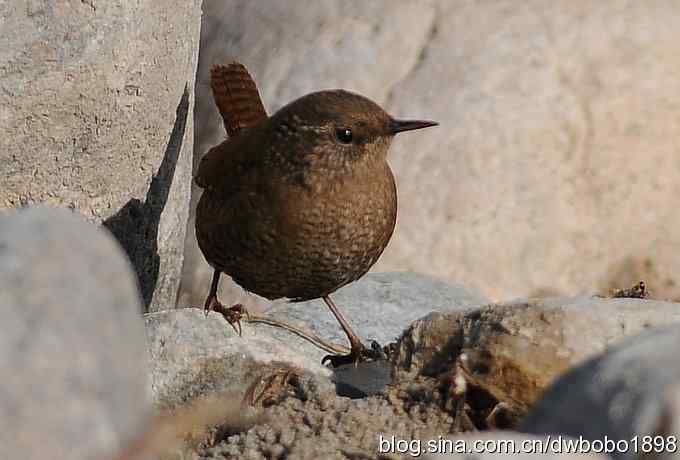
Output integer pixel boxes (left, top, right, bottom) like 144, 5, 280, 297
223, 303, 249, 336
203, 296, 249, 336
322, 340, 385, 367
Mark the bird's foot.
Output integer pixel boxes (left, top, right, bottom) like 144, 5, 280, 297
204, 296, 249, 336
322, 340, 385, 368
221, 303, 249, 336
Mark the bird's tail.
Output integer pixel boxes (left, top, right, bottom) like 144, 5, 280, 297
210, 62, 268, 137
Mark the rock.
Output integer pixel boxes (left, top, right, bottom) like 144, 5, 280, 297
521, 324, 680, 460
145, 307, 331, 408
0, 0, 202, 312
148, 273, 485, 406
183, 0, 680, 305
421, 432, 613, 459
0, 207, 149, 460
261, 272, 488, 362
393, 296, 680, 424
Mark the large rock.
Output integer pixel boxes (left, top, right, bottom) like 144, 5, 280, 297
521, 324, 680, 460
0, 0, 202, 312
0, 207, 149, 460
182, 0, 680, 306
393, 296, 680, 420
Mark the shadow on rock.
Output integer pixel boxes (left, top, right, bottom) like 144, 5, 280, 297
104, 85, 190, 311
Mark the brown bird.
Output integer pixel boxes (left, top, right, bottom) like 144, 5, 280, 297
195, 62, 437, 367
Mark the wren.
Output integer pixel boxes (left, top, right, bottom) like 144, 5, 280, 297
195, 62, 438, 367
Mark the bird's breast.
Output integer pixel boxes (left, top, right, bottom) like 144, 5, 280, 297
280, 163, 397, 249
195, 161, 397, 300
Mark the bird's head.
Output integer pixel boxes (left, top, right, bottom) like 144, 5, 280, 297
268, 90, 437, 175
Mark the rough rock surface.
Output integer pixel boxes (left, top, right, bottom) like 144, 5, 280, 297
183, 0, 680, 307
394, 296, 680, 415
0, 207, 149, 460
521, 324, 680, 460
1, 0, 202, 312
262, 272, 488, 362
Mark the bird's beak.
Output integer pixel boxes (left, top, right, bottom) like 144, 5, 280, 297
388, 118, 439, 135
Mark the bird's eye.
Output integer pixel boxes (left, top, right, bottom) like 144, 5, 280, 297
335, 127, 353, 144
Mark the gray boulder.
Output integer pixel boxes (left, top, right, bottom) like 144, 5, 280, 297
0, 207, 149, 460
521, 324, 680, 460
0, 0, 202, 312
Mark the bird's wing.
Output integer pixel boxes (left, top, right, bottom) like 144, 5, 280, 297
195, 62, 268, 191
194, 130, 260, 191
210, 62, 268, 137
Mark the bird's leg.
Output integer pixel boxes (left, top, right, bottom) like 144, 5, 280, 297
203, 270, 221, 316
321, 295, 382, 367
203, 269, 249, 336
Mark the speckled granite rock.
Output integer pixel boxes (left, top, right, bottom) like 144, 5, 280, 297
0, 207, 149, 460
1, 0, 202, 311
